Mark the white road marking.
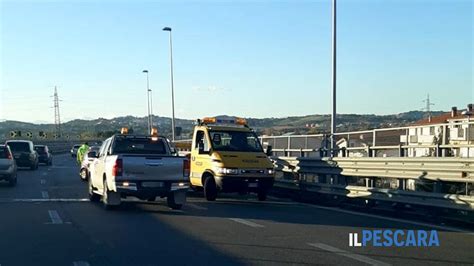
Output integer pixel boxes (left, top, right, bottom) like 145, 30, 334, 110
229, 218, 264, 228
300, 203, 474, 234
308, 243, 391, 266
41, 191, 49, 199
51, 166, 73, 169
11, 198, 90, 202
48, 210, 63, 224
42, 172, 47, 176
72, 261, 90, 266
187, 203, 208, 210
40, 179, 46, 185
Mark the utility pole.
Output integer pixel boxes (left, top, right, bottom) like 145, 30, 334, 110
53, 86, 61, 138
423, 94, 435, 118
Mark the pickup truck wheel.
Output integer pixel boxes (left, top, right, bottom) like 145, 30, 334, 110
204, 176, 217, 201
88, 178, 100, 202
257, 189, 267, 201
167, 194, 183, 210
102, 179, 121, 210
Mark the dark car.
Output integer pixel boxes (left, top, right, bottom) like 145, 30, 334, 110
34, 145, 53, 165
5, 140, 39, 170
0, 145, 17, 186
70, 144, 81, 158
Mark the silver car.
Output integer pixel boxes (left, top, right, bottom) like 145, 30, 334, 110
0, 145, 17, 186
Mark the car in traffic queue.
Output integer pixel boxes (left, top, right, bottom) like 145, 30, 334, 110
0, 145, 17, 186
70, 144, 81, 158
187, 116, 275, 201
79, 145, 101, 181
88, 127, 190, 210
34, 145, 53, 165
5, 140, 39, 170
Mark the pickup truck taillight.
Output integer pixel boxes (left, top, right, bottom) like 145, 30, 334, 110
183, 159, 190, 178
112, 159, 123, 176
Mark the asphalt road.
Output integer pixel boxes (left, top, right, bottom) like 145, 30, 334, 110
0, 154, 472, 266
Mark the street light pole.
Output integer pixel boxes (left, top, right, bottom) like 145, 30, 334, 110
143, 70, 151, 134
330, 0, 337, 157
163, 26, 176, 142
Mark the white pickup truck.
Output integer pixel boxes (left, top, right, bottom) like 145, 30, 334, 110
88, 133, 190, 210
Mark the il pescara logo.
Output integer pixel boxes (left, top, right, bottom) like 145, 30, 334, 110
349, 230, 440, 247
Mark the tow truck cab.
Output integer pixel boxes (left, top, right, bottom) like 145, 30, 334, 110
189, 116, 275, 201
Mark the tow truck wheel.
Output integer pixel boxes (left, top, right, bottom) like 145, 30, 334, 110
167, 194, 183, 210
204, 176, 217, 201
257, 189, 267, 201
88, 178, 100, 202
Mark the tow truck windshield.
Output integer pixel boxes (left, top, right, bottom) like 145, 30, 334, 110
209, 130, 263, 152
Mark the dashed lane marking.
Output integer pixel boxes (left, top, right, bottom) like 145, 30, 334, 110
229, 218, 264, 228
47, 210, 63, 224
41, 191, 49, 199
300, 203, 474, 234
187, 203, 208, 210
51, 166, 74, 169
72, 261, 90, 266
40, 179, 46, 185
308, 243, 391, 266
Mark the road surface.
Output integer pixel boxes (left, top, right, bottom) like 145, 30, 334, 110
0, 154, 472, 266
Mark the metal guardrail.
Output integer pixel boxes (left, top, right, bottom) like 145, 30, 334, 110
261, 120, 474, 157
272, 156, 474, 211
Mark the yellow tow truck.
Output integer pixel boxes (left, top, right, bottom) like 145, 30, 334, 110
188, 116, 275, 201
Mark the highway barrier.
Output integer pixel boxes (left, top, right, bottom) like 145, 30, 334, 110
271, 156, 474, 223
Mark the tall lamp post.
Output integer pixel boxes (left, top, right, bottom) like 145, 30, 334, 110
330, 0, 337, 157
142, 70, 152, 134
163, 26, 176, 141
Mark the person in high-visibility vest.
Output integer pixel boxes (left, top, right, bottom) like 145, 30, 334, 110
76, 142, 90, 165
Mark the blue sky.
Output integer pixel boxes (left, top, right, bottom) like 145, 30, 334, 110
0, 0, 472, 123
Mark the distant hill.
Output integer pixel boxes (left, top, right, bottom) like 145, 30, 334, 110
0, 111, 445, 140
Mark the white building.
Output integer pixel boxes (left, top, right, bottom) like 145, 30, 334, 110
401, 105, 474, 157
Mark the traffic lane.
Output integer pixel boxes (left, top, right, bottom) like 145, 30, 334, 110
45, 154, 87, 199
0, 163, 49, 200
119, 198, 381, 265
56, 201, 244, 266
0, 202, 103, 266
141, 197, 474, 265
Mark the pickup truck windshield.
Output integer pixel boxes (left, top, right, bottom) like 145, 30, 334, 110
7, 142, 30, 152
113, 137, 167, 155
209, 130, 263, 152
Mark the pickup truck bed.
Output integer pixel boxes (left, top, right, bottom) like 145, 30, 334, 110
88, 135, 189, 210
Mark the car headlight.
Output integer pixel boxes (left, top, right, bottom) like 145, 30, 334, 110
267, 168, 275, 175
216, 167, 240, 175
